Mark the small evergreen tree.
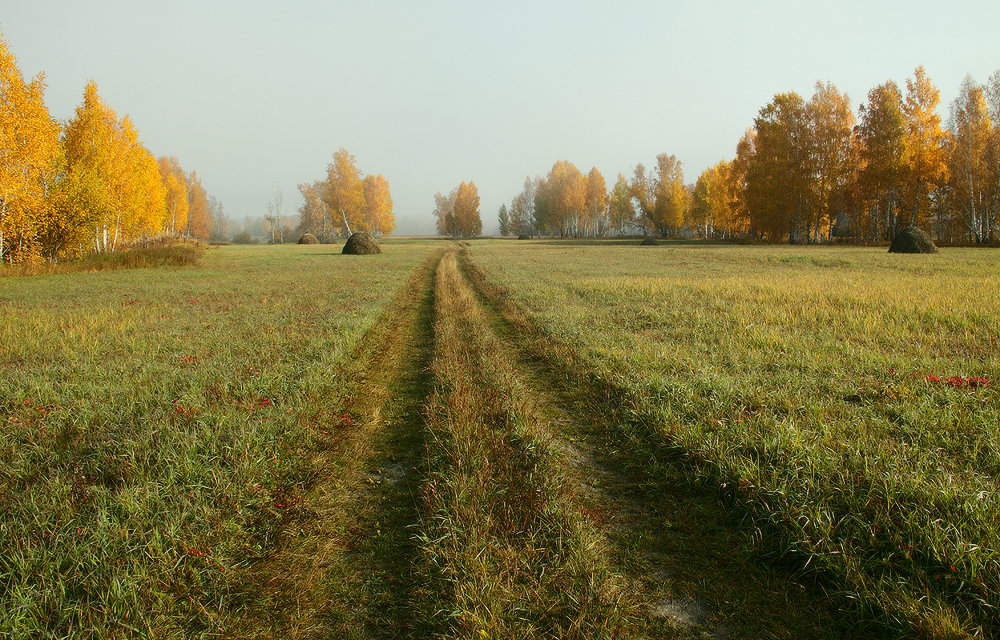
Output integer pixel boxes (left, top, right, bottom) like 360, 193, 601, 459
498, 203, 510, 236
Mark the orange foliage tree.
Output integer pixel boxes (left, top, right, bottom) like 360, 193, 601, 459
0, 33, 219, 261
0, 35, 61, 262
63, 82, 166, 251
158, 157, 188, 236
453, 181, 482, 237
902, 66, 949, 228
362, 173, 394, 236
298, 148, 396, 238
322, 148, 365, 235
186, 172, 212, 240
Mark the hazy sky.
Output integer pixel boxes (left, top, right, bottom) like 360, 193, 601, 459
3, 1, 998, 234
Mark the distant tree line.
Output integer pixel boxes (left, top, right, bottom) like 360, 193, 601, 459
0, 35, 224, 264
498, 66, 1000, 244
296, 148, 395, 241
433, 181, 482, 238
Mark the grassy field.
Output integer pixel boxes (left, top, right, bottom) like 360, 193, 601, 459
469, 239, 999, 637
3, 237, 997, 638
0, 240, 441, 638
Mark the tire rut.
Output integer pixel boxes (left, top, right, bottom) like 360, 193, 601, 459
231, 250, 441, 639
415, 248, 658, 638
235, 244, 857, 638
457, 247, 854, 639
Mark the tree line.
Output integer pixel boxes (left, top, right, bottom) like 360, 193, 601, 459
296, 148, 395, 240
498, 66, 999, 244
496, 157, 689, 240
433, 181, 482, 238
0, 35, 225, 264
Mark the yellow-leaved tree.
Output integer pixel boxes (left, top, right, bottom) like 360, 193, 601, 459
745, 93, 812, 242
361, 173, 394, 236
322, 148, 365, 235
653, 154, 687, 236
807, 81, 855, 241
433, 188, 459, 236
631, 154, 687, 237
728, 129, 756, 236
121, 119, 167, 241
584, 167, 609, 236
63, 82, 166, 251
608, 173, 634, 235
902, 66, 948, 227
692, 160, 736, 238
0, 34, 61, 263
857, 81, 907, 241
453, 181, 482, 237
947, 76, 996, 242
186, 172, 212, 240
298, 181, 336, 238
535, 160, 585, 236
158, 157, 189, 236
36, 147, 97, 261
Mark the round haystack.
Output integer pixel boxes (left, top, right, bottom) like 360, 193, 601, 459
889, 226, 938, 254
342, 231, 382, 255
641, 237, 659, 246
298, 233, 319, 244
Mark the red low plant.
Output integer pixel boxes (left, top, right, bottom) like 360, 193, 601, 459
925, 374, 989, 389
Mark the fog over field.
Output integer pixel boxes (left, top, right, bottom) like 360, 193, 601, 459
3, 0, 998, 233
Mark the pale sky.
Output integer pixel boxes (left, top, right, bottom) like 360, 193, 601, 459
2, 0, 998, 234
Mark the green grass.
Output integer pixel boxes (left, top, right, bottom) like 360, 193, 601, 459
7, 236, 998, 638
468, 239, 1000, 637
0, 240, 440, 638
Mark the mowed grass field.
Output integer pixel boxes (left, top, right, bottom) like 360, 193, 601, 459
0, 240, 441, 637
470, 239, 999, 636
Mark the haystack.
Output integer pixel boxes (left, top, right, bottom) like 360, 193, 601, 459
297, 233, 319, 244
342, 232, 382, 255
641, 237, 659, 246
889, 226, 938, 254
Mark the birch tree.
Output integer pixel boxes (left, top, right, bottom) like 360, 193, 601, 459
453, 181, 482, 237
0, 35, 61, 262
902, 66, 949, 228
361, 173, 394, 236
947, 76, 996, 242
608, 173, 635, 235
807, 81, 854, 241
322, 148, 364, 235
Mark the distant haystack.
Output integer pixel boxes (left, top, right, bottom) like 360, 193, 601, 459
641, 237, 659, 246
342, 232, 382, 255
297, 233, 319, 244
889, 226, 938, 254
